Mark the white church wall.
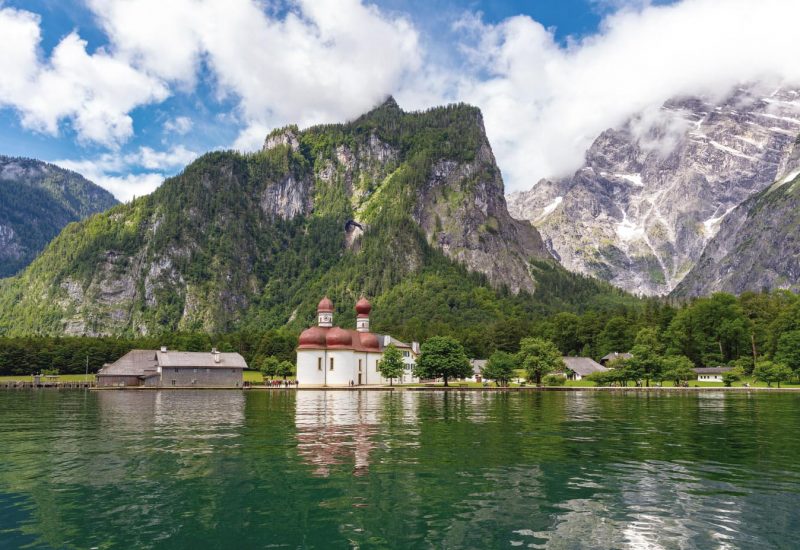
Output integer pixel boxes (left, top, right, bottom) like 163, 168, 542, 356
297, 350, 326, 386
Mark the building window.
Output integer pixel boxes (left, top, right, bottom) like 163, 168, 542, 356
231, 369, 235, 373
330, 357, 334, 371
403, 351, 410, 358
318, 357, 322, 371
171, 380, 176, 386
174, 368, 179, 373
193, 368, 197, 373
358, 359, 362, 372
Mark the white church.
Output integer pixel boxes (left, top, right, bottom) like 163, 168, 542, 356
296, 297, 420, 386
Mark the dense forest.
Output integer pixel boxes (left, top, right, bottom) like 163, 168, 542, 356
0, 156, 118, 277
3, 289, 799, 377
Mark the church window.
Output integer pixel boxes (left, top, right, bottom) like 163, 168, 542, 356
317, 357, 322, 371
330, 357, 334, 371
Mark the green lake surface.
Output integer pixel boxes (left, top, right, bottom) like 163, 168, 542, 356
1, 390, 799, 549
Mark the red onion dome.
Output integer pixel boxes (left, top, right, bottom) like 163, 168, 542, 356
359, 332, 380, 351
326, 327, 353, 347
317, 296, 334, 313
298, 326, 327, 347
355, 296, 372, 316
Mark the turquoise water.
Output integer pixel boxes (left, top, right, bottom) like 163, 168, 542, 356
1, 390, 799, 549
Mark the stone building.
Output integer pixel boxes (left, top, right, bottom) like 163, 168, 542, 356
296, 297, 419, 386
96, 347, 247, 388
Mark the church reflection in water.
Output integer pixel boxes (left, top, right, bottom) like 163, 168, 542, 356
295, 390, 390, 477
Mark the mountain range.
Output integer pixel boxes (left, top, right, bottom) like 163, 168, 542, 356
0, 99, 633, 339
0, 156, 118, 277
508, 86, 800, 297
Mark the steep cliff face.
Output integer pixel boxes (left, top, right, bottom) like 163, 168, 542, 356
674, 142, 800, 297
0, 156, 118, 277
508, 86, 800, 296
0, 99, 556, 336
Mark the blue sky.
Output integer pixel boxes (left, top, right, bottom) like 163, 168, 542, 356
0, 0, 795, 199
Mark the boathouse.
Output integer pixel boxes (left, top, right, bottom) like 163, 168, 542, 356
96, 347, 247, 387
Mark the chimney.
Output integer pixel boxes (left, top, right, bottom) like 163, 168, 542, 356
412, 341, 420, 355
160, 346, 167, 353
213, 349, 220, 363
211, 347, 217, 354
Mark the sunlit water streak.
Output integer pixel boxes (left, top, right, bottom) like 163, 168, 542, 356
1, 390, 799, 548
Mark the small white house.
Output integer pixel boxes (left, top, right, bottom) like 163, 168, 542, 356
562, 357, 608, 381
693, 367, 732, 382
468, 359, 487, 382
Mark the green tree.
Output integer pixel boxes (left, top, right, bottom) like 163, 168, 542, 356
598, 316, 634, 358
482, 351, 517, 386
543, 374, 566, 386
627, 327, 664, 387
276, 360, 295, 380
257, 356, 280, 380
517, 337, 564, 386
774, 330, 800, 378
753, 360, 793, 388
414, 336, 471, 387
722, 367, 743, 387
659, 355, 695, 387
585, 370, 615, 387
378, 344, 405, 386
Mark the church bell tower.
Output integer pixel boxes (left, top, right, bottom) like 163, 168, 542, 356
317, 297, 334, 327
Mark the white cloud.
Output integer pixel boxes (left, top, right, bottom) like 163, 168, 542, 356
0, 7, 169, 146
88, 0, 422, 134
7, 0, 800, 195
163, 116, 193, 135
133, 145, 198, 170
455, 0, 800, 191
56, 155, 164, 202
54, 145, 199, 201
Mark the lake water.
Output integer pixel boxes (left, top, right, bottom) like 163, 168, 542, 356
1, 390, 799, 549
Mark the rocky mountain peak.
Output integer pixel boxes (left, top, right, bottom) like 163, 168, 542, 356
263, 125, 300, 152
508, 85, 800, 296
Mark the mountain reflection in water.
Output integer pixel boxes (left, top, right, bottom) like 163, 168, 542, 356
0, 390, 799, 549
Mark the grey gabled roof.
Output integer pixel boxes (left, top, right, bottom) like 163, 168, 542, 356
98, 349, 247, 377
157, 350, 247, 369
562, 357, 608, 376
376, 334, 412, 350
98, 350, 158, 376
693, 367, 733, 374
470, 359, 487, 375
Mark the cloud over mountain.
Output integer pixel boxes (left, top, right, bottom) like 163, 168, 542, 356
2, 0, 800, 198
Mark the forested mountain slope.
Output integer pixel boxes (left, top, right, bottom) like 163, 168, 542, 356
0, 156, 118, 277
0, 99, 637, 339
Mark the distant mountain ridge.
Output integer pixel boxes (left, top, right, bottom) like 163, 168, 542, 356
674, 135, 800, 297
0, 156, 118, 277
0, 99, 634, 338
508, 86, 800, 296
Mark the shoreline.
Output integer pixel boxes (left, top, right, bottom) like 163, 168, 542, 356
7, 385, 796, 392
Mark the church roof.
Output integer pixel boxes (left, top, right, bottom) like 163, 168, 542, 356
297, 327, 382, 352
